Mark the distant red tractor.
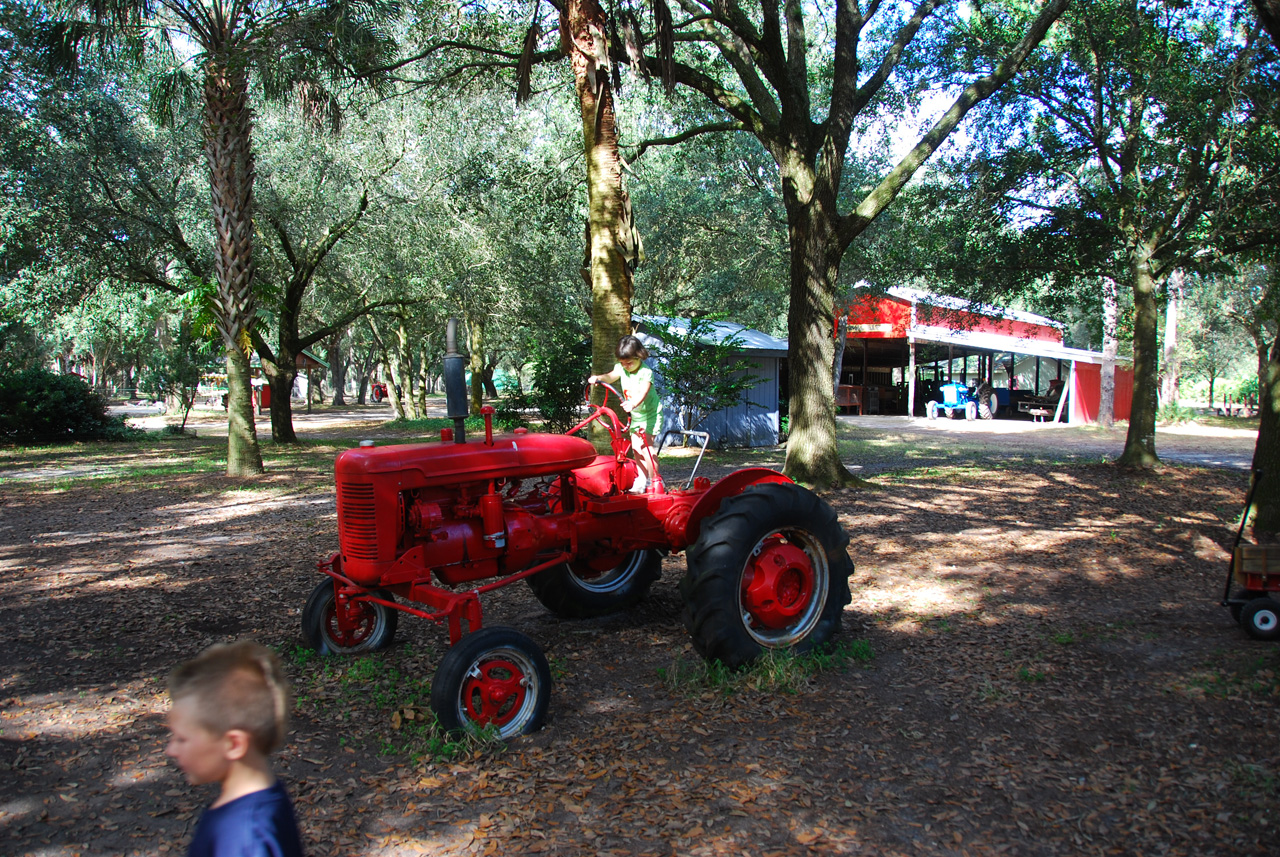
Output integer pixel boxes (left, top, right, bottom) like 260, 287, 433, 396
304, 321, 854, 738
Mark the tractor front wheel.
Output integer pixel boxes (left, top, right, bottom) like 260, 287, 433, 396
430, 627, 551, 739
527, 549, 662, 618
680, 483, 853, 669
926, 401, 938, 419
301, 579, 399, 655
1241, 597, 1280, 641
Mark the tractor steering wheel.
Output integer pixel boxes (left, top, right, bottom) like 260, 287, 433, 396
565, 380, 630, 450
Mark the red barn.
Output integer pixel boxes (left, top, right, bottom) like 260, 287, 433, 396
835, 286, 1133, 424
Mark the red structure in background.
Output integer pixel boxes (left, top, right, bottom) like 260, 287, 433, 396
835, 286, 1133, 425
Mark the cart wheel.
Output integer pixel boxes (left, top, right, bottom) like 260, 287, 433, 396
1229, 590, 1266, 624
301, 579, 398, 654
527, 549, 661, 618
926, 402, 938, 420
1241, 597, 1280, 641
680, 482, 853, 669
431, 627, 551, 739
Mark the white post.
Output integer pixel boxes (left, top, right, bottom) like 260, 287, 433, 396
908, 338, 917, 417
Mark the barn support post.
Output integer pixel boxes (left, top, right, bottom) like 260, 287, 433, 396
908, 338, 917, 417
1035, 357, 1041, 394
1055, 361, 1075, 424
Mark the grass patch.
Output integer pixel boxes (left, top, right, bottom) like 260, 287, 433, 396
285, 645, 504, 764
1177, 651, 1280, 699
658, 639, 873, 698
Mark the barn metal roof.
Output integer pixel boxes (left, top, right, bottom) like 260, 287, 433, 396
635, 316, 788, 357
910, 324, 1130, 366
887, 286, 1066, 332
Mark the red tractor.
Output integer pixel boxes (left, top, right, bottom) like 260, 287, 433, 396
303, 321, 853, 738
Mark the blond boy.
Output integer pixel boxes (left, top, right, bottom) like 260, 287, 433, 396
165, 641, 304, 857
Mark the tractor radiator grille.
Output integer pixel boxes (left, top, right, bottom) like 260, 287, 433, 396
338, 482, 379, 560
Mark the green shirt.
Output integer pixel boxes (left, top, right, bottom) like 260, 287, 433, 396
615, 362, 663, 436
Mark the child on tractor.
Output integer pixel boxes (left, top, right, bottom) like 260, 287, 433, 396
588, 334, 664, 493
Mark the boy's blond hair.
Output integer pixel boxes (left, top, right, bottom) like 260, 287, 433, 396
168, 641, 291, 754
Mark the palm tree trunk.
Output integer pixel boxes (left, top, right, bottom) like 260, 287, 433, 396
204, 54, 264, 476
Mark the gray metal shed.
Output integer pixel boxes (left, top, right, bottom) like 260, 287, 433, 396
634, 316, 787, 448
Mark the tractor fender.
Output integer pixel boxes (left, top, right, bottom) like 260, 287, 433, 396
679, 468, 793, 549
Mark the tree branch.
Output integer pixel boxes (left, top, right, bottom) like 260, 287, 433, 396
626, 121, 746, 162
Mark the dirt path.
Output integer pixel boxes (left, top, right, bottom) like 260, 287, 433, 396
1, 417, 1275, 856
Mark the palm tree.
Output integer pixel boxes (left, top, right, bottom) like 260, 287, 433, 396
42, 0, 398, 475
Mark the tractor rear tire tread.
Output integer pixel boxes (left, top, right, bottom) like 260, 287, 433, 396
527, 549, 662, 618
680, 483, 853, 669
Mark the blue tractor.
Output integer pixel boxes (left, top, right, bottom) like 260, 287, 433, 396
926, 381, 997, 420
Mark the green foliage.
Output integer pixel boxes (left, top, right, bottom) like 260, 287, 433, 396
497, 326, 590, 433
0, 368, 136, 443
0, 321, 49, 373
1157, 403, 1198, 425
648, 317, 761, 432
1234, 376, 1260, 399
140, 319, 217, 430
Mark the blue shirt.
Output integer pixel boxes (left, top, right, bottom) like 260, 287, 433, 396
188, 780, 304, 857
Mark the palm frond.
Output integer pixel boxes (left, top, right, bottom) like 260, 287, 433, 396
297, 79, 341, 132
147, 64, 198, 128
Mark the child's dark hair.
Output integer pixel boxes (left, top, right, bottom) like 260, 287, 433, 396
168, 641, 291, 754
617, 335, 649, 361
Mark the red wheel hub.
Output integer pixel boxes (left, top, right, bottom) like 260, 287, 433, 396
741, 537, 815, 630
326, 596, 376, 647
461, 658, 528, 727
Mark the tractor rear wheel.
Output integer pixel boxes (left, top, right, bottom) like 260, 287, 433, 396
1242, 597, 1280, 641
679, 483, 853, 669
527, 549, 661, 618
302, 579, 398, 654
431, 627, 551, 739
976, 384, 996, 420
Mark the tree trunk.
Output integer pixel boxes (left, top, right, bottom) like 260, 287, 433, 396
225, 344, 263, 474
568, 0, 636, 399
782, 198, 857, 487
204, 53, 263, 476
1251, 331, 1280, 540
1099, 277, 1118, 429
1119, 248, 1161, 467
1161, 270, 1183, 407
832, 314, 848, 393
328, 329, 347, 406
262, 353, 299, 444
467, 316, 486, 414
393, 316, 419, 419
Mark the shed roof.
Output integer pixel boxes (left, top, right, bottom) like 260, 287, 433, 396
635, 316, 788, 357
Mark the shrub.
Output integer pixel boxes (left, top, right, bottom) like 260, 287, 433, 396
1157, 402, 1198, 425
497, 329, 591, 433
0, 368, 135, 443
